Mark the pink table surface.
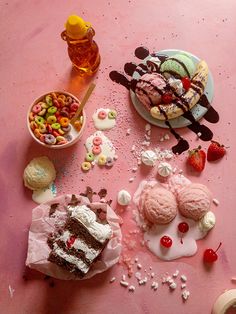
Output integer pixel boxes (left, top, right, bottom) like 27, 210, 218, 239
0, 0, 236, 313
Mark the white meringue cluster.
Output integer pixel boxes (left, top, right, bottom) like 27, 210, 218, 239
141, 150, 157, 166
157, 162, 172, 177
117, 190, 131, 206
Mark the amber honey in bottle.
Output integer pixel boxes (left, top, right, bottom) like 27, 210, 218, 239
61, 15, 100, 76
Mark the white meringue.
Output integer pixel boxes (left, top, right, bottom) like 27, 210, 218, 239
198, 211, 216, 233
157, 162, 172, 177
141, 150, 157, 166
117, 190, 131, 206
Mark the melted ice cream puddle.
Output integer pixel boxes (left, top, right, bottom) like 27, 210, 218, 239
92, 108, 116, 130
32, 183, 57, 204
85, 131, 116, 161
133, 175, 211, 261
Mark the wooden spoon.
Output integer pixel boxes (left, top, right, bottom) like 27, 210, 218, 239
70, 83, 96, 125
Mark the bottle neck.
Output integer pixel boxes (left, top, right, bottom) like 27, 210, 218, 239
61, 28, 95, 45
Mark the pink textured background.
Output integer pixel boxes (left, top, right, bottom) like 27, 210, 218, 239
0, 0, 236, 313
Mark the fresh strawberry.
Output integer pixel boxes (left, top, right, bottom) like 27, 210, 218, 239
207, 141, 226, 161
187, 146, 206, 172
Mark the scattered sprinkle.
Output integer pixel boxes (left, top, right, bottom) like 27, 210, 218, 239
137, 263, 142, 270
151, 272, 155, 278
164, 134, 170, 140
173, 270, 179, 278
120, 280, 129, 287
134, 257, 138, 263
197, 132, 202, 138
181, 284, 186, 289
181, 275, 187, 282
128, 285, 135, 292
169, 282, 177, 290
213, 198, 220, 206
8, 285, 15, 298
122, 274, 126, 281
145, 124, 151, 131
126, 128, 131, 135
129, 177, 134, 183
151, 281, 159, 290
132, 167, 138, 172
131, 145, 136, 152
182, 290, 190, 301
110, 277, 116, 283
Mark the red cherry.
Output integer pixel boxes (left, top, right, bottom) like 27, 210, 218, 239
162, 93, 173, 104
181, 77, 191, 90
160, 235, 173, 248
203, 242, 222, 263
178, 222, 189, 233
66, 235, 76, 248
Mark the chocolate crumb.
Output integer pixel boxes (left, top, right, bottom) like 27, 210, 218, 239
107, 200, 112, 206
98, 188, 107, 199
49, 203, 59, 216
80, 187, 96, 202
68, 194, 80, 206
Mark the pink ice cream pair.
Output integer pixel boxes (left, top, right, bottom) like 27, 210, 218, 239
140, 183, 212, 225
135, 73, 167, 111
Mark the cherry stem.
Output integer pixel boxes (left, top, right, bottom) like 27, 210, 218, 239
215, 242, 222, 253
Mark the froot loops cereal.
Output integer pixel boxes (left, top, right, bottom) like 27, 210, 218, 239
28, 92, 84, 147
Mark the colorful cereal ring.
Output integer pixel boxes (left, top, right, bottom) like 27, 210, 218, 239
74, 120, 82, 131
93, 136, 102, 146
30, 121, 37, 131
51, 123, 61, 130
98, 110, 107, 119
58, 128, 65, 135
32, 103, 42, 113
35, 116, 45, 125
108, 110, 117, 119
85, 152, 95, 162
60, 117, 69, 127
98, 154, 107, 166
29, 112, 35, 121
47, 106, 57, 114
38, 108, 46, 116
47, 115, 57, 124
44, 134, 56, 145
56, 136, 66, 142
45, 95, 53, 106
81, 161, 91, 171
70, 102, 79, 112
38, 123, 47, 133
62, 125, 71, 133
106, 156, 114, 167
34, 128, 41, 138
92, 145, 102, 155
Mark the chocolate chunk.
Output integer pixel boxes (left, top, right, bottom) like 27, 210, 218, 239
49, 203, 59, 217
68, 194, 80, 206
98, 188, 107, 199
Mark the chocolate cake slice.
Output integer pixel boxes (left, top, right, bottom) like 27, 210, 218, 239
48, 204, 112, 277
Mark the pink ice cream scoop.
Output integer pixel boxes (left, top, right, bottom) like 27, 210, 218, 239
135, 73, 167, 111
177, 183, 212, 221
140, 184, 178, 224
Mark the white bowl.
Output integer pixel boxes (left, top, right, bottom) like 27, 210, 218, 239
27, 91, 86, 149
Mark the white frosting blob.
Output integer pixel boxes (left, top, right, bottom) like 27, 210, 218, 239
92, 108, 116, 130
141, 150, 157, 166
157, 162, 172, 177
168, 77, 184, 96
198, 211, 216, 232
117, 190, 131, 206
69, 204, 112, 243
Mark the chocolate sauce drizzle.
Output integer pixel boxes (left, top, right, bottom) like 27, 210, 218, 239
109, 46, 219, 154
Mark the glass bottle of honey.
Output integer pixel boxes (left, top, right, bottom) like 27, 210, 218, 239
61, 15, 100, 76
